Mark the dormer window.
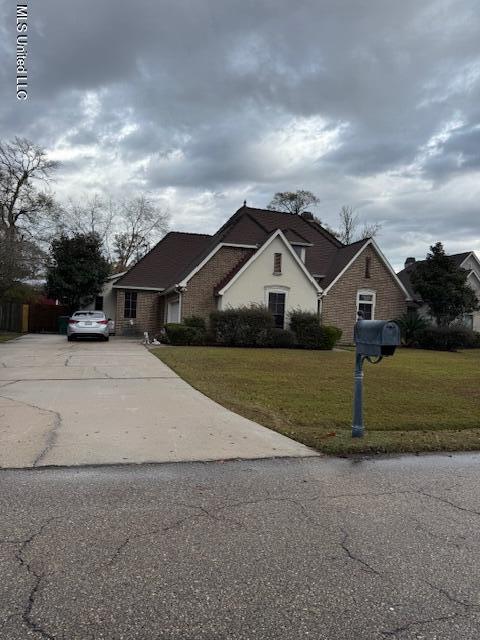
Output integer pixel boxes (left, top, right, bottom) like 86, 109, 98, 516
273, 253, 282, 274
292, 245, 306, 262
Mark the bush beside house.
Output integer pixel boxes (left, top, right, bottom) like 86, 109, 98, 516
163, 306, 342, 349
395, 310, 480, 351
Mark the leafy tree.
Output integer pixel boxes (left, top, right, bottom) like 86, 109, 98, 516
411, 242, 479, 326
46, 233, 110, 311
268, 190, 320, 216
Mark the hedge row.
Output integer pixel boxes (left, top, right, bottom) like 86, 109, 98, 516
415, 326, 480, 351
162, 307, 342, 350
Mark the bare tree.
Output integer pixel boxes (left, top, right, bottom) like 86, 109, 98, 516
335, 205, 381, 244
337, 205, 358, 244
0, 137, 58, 294
53, 194, 115, 261
0, 137, 58, 238
268, 190, 320, 216
113, 195, 169, 271
360, 221, 382, 239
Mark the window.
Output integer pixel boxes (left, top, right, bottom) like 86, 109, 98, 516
268, 292, 286, 328
292, 245, 306, 262
356, 290, 375, 320
463, 314, 473, 330
95, 295, 104, 311
365, 256, 371, 279
273, 253, 282, 274
124, 291, 137, 319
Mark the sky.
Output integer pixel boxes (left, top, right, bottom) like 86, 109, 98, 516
1, 0, 479, 270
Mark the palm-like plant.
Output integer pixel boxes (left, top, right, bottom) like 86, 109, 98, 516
395, 311, 429, 347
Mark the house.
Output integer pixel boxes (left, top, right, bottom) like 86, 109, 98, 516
397, 251, 480, 331
112, 204, 411, 341
82, 271, 127, 325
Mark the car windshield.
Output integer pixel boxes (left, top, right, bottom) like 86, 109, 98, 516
72, 311, 105, 319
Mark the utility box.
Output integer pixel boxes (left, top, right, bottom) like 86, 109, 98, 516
354, 320, 400, 357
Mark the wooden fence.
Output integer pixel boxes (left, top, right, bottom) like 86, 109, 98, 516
0, 302, 28, 332
28, 304, 70, 333
0, 302, 69, 333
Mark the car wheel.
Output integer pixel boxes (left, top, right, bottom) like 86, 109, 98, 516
67, 336, 74, 342
103, 336, 109, 342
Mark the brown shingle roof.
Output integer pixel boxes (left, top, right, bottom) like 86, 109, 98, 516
115, 232, 212, 289
115, 205, 393, 294
320, 238, 371, 287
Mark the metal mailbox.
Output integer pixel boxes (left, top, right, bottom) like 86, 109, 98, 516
351, 317, 401, 438
354, 319, 400, 357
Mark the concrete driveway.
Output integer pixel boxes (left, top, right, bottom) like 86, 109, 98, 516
0, 334, 316, 468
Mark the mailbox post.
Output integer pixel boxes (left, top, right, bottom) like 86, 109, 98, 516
352, 314, 400, 438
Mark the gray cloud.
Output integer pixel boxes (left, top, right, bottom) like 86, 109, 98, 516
1, 0, 479, 269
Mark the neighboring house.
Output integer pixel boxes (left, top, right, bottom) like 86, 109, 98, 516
82, 272, 127, 323
397, 251, 480, 331
113, 204, 410, 341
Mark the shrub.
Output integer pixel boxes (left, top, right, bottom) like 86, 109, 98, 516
264, 328, 297, 348
183, 316, 207, 331
416, 326, 476, 351
288, 311, 341, 350
164, 323, 205, 346
395, 311, 429, 347
210, 305, 274, 347
320, 325, 343, 350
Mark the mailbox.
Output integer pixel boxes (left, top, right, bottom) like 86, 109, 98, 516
354, 319, 400, 357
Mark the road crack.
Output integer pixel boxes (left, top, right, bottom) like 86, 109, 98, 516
381, 612, 461, 637
339, 528, 380, 575
0, 392, 63, 467
417, 489, 480, 518
12, 517, 61, 639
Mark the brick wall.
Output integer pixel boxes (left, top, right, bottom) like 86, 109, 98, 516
322, 244, 407, 343
181, 246, 254, 322
115, 290, 161, 336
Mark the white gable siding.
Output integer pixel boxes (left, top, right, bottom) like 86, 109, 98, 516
220, 236, 318, 322
462, 254, 480, 331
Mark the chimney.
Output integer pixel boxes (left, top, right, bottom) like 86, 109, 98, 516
405, 257, 416, 269
301, 211, 314, 220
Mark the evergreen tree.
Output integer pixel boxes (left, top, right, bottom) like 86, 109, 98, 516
46, 233, 110, 311
411, 242, 478, 326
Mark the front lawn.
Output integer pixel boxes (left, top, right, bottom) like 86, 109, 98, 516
0, 332, 20, 343
152, 346, 480, 455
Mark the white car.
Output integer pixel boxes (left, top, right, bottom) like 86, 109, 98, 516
67, 311, 110, 342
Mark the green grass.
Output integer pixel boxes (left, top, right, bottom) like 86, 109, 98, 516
0, 332, 20, 343
152, 346, 480, 455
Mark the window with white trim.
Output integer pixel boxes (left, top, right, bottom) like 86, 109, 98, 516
356, 290, 376, 320
268, 291, 286, 328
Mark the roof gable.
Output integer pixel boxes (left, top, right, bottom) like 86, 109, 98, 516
217, 229, 321, 296
396, 250, 480, 301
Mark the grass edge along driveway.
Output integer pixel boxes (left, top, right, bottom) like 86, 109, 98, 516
152, 346, 480, 455
0, 332, 20, 343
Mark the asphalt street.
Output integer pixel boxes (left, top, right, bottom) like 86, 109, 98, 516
1, 453, 480, 639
